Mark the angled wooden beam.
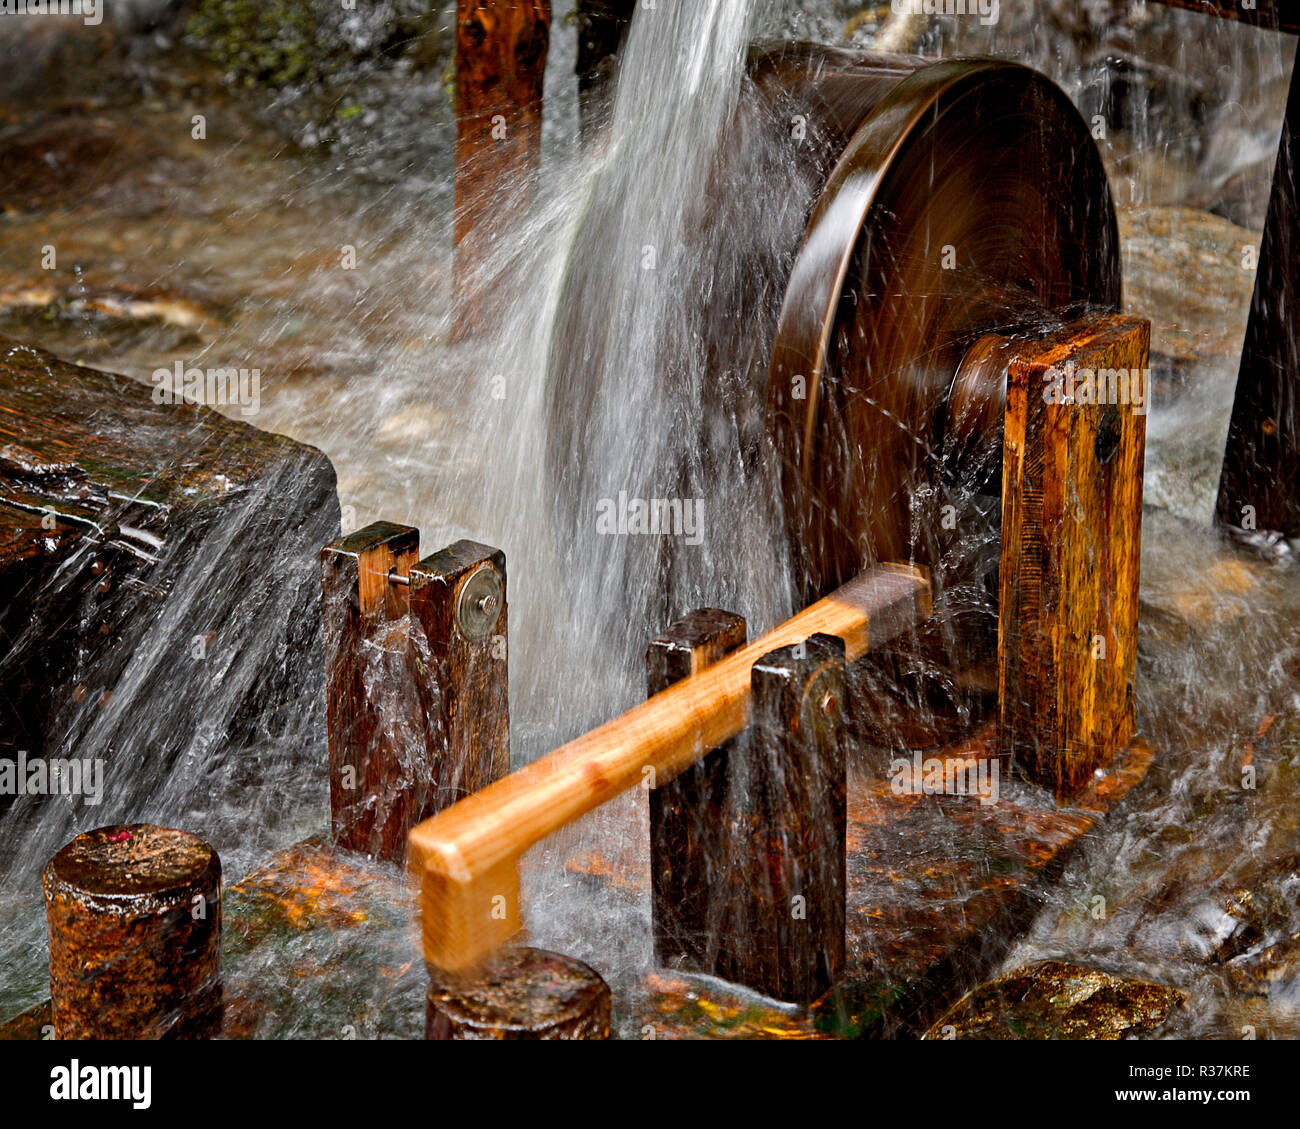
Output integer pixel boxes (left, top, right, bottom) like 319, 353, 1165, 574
1215, 46, 1300, 536
1148, 1, 1300, 536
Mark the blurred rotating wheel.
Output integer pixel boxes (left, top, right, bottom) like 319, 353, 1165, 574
767, 57, 1121, 607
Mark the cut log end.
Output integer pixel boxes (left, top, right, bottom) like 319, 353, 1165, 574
426, 946, 611, 1040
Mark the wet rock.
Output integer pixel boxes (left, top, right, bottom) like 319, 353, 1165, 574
1200, 887, 1296, 965
1119, 206, 1258, 368
0, 16, 117, 102
0, 278, 219, 330
1118, 205, 1260, 523
0, 112, 198, 217
1225, 932, 1300, 997
924, 960, 1186, 1040
1201, 855, 1300, 965
1161, 557, 1268, 629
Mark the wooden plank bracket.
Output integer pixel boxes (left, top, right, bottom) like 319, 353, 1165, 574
998, 315, 1151, 800
322, 523, 508, 863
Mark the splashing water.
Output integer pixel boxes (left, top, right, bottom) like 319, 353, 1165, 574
2, 0, 1300, 1037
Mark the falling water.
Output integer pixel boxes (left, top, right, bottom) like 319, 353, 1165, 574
2, 0, 1300, 1036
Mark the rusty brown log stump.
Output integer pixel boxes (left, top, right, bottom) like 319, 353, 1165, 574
43, 824, 222, 1040
426, 946, 610, 1039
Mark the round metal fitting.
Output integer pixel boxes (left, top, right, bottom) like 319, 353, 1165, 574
456, 563, 503, 641
799, 665, 842, 747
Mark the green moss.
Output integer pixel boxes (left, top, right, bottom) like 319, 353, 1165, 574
186, 0, 441, 90
187, 0, 328, 88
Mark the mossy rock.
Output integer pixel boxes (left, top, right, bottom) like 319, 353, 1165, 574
924, 961, 1186, 1040
186, 0, 442, 89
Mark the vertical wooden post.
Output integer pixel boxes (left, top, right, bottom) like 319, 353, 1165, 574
645, 608, 747, 971
453, 0, 552, 338
44, 825, 222, 1039
410, 540, 509, 807
998, 316, 1150, 800
1216, 54, 1300, 538
321, 521, 424, 861
718, 633, 847, 1004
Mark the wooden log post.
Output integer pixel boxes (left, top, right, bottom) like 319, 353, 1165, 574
410, 540, 509, 808
322, 521, 424, 861
998, 316, 1151, 801
43, 825, 222, 1039
453, 1, 552, 339
645, 608, 747, 971
409, 563, 929, 974
426, 946, 610, 1039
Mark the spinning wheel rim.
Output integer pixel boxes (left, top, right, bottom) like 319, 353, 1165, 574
767, 57, 1122, 604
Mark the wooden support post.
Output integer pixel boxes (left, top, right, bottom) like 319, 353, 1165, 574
645, 608, 747, 971
426, 946, 610, 1039
410, 540, 509, 807
1216, 51, 1300, 537
43, 825, 222, 1039
998, 316, 1150, 801
321, 521, 424, 861
717, 634, 847, 1004
453, 0, 552, 338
